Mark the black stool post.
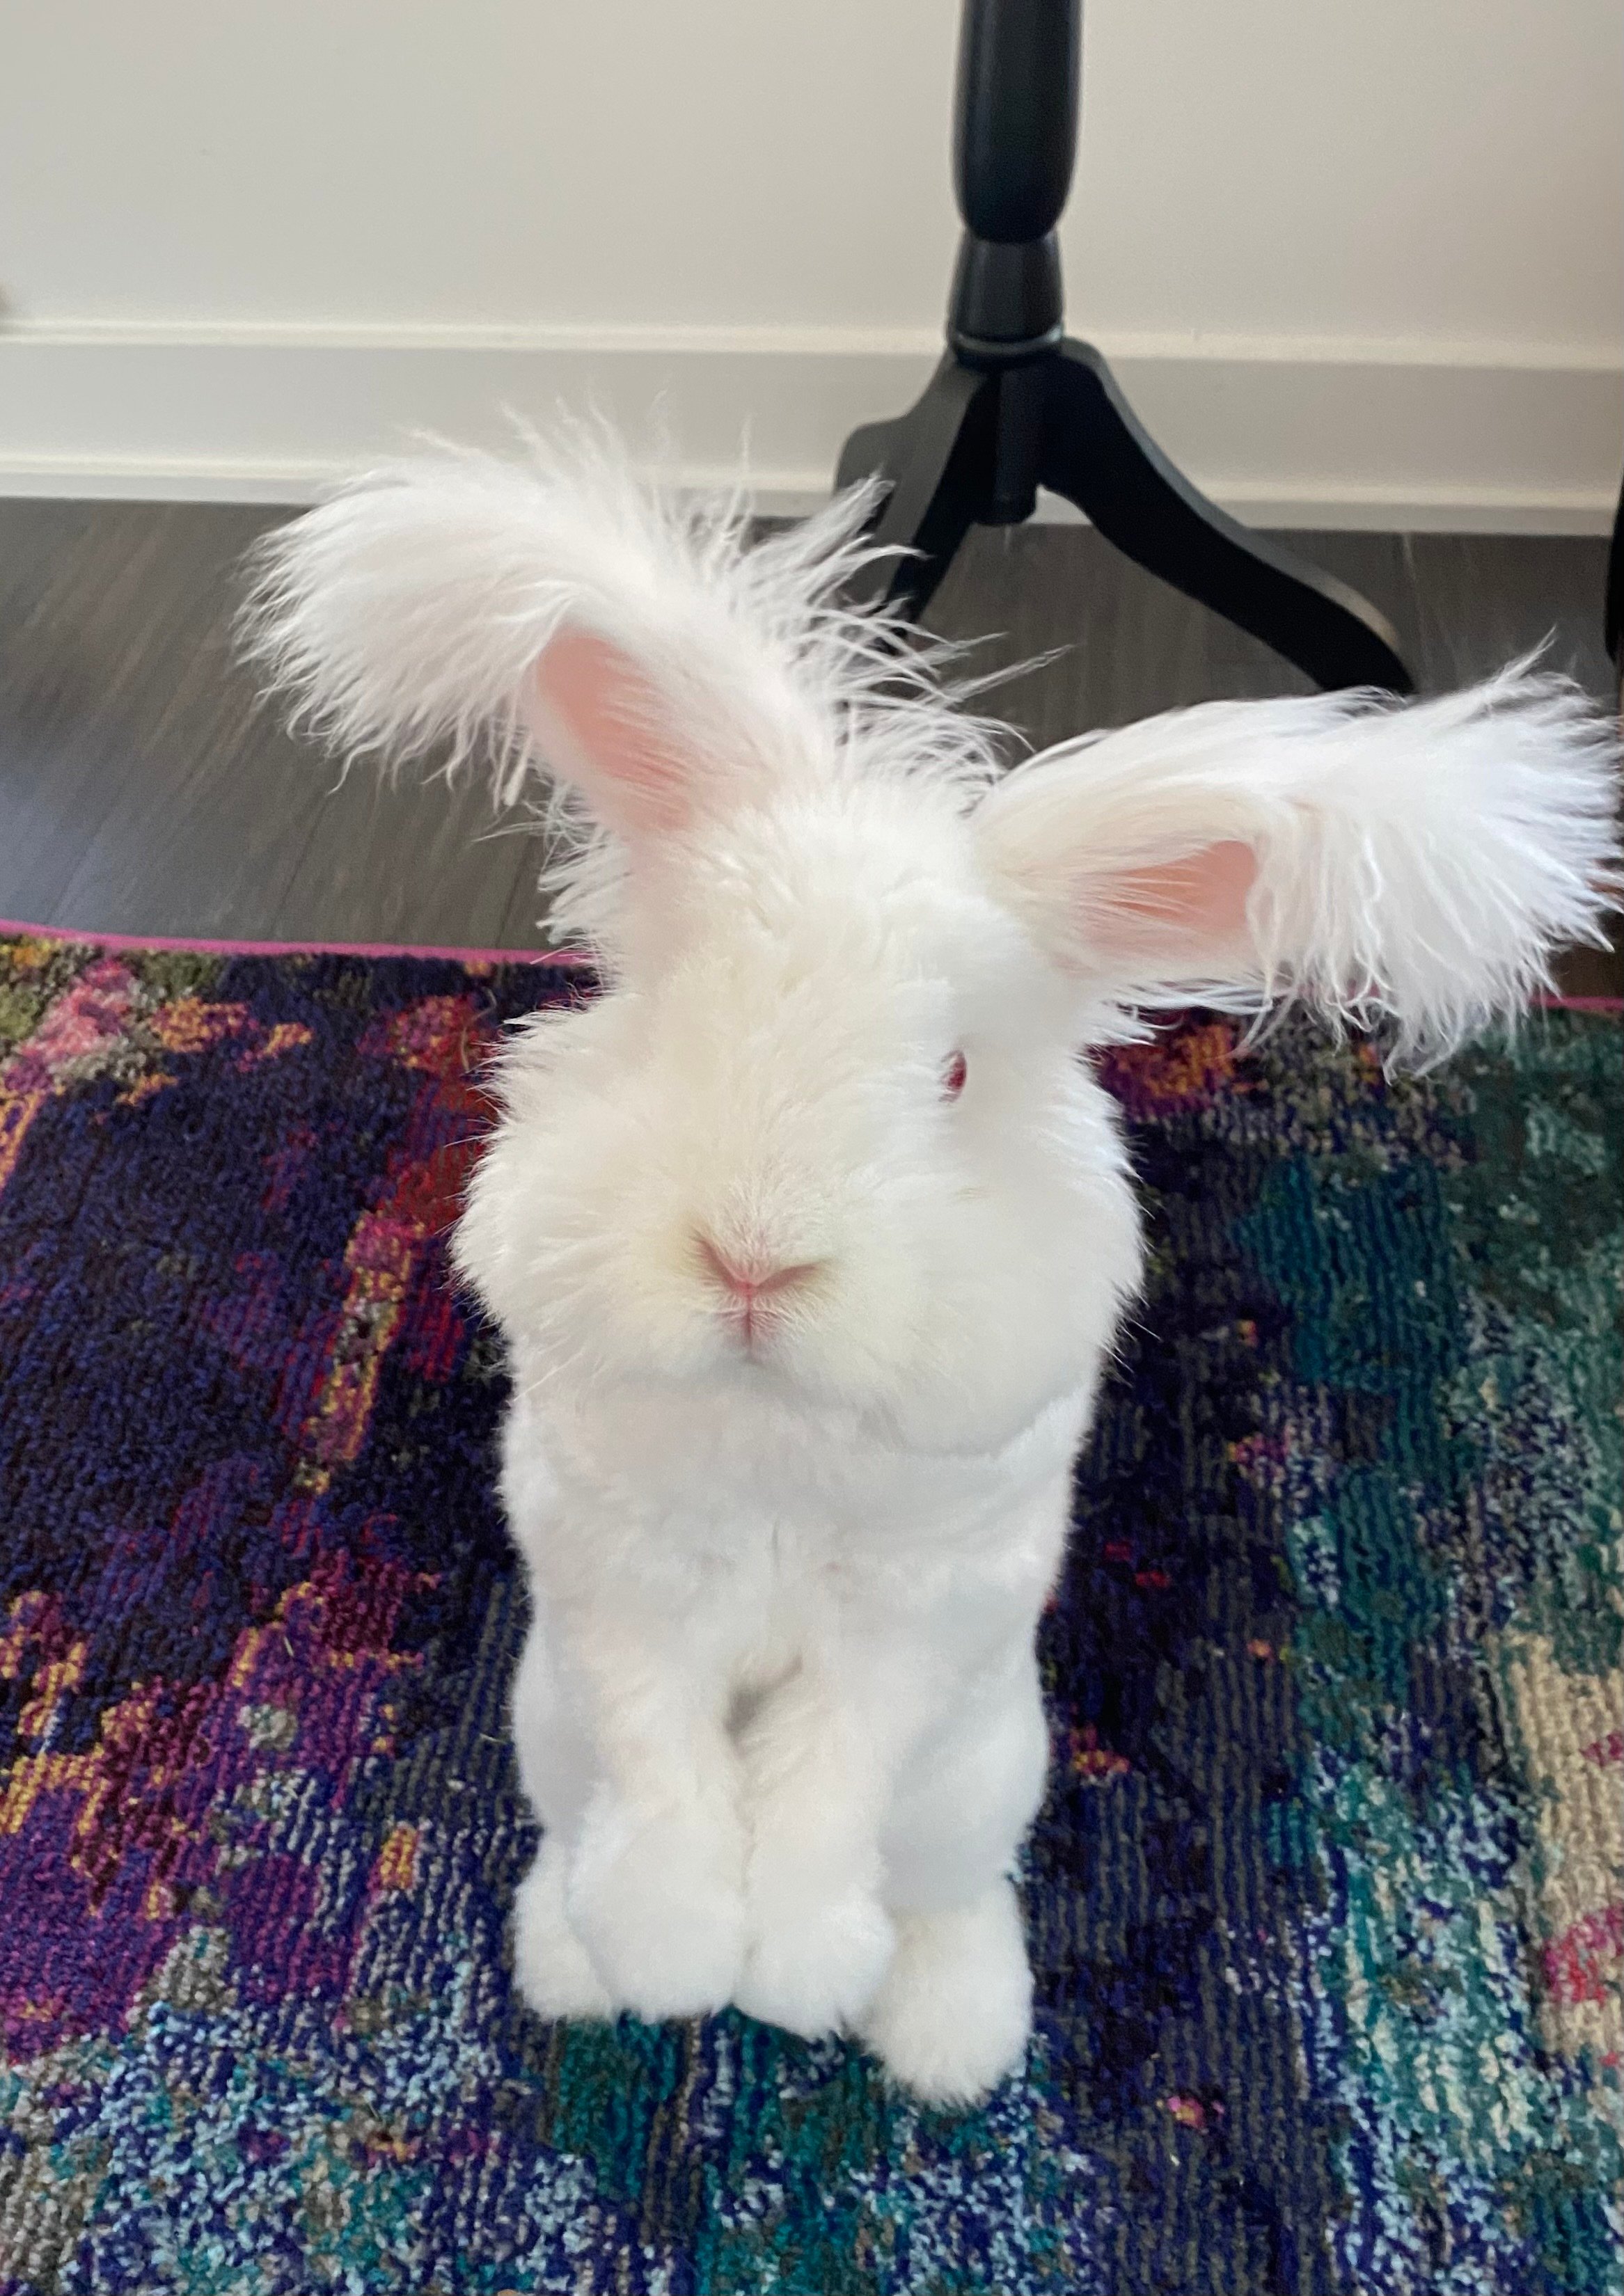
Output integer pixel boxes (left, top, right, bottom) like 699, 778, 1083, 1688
949, 0, 1073, 365
835, 0, 1413, 694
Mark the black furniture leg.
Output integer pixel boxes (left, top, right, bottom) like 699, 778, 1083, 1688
831, 0, 1417, 695
1039, 342, 1413, 695
1605, 464, 1623, 673
835, 356, 998, 619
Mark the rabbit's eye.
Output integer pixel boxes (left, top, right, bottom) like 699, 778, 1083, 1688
941, 1051, 968, 1100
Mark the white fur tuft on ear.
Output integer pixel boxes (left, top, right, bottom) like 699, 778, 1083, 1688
977, 660, 1622, 1063
240, 428, 1004, 864
240, 432, 796, 839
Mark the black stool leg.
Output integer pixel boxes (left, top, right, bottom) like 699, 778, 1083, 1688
1040, 340, 1413, 694
835, 356, 1000, 618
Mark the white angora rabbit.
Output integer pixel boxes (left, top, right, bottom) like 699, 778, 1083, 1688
246, 433, 1620, 2103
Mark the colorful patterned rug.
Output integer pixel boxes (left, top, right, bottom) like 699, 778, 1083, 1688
0, 928, 1618, 2296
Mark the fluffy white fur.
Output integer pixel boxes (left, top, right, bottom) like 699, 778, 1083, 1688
244, 431, 1622, 2105
978, 667, 1621, 1063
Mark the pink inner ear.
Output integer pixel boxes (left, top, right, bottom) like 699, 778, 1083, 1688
1093, 839, 1259, 960
529, 627, 691, 836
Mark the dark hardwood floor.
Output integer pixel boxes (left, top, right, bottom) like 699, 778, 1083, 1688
0, 499, 1617, 991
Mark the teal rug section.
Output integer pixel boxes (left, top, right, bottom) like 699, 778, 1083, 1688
1232, 1022, 1623, 2294
0, 933, 1618, 2293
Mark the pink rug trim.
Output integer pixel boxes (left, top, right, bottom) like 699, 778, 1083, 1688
1, 919, 1616, 1009
0, 918, 590, 967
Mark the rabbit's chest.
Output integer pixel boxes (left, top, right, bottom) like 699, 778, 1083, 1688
519, 1370, 1081, 1638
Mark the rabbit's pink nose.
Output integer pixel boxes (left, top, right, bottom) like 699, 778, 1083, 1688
696, 1235, 819, 1302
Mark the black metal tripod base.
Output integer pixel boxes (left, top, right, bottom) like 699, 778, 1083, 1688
837, 343, 1414, 695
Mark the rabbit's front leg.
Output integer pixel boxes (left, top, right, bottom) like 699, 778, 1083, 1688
732, 1642, 916, 2038
557, 1611, 748, 2022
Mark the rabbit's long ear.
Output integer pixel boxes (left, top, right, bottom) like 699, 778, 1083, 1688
242, 436, 870, 841
976, 664, 1621, 1062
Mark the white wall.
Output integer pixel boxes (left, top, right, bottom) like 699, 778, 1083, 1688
1, 0, 1619, 525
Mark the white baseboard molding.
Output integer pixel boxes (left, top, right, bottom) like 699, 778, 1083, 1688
0, 319, 1618, 532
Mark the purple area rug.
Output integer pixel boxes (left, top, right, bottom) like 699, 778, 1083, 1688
0, 926, 1619, 2295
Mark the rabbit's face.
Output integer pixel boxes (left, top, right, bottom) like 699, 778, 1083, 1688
458, 778, 1141, 1452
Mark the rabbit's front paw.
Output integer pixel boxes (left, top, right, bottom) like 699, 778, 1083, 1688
512, 1840, 614, 2021
735, 1888, 895, 2038
860, 1878, 1032, 2104
567, 1789, 746, 2020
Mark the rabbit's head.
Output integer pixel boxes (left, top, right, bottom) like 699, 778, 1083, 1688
246, 434, 1620, 1448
